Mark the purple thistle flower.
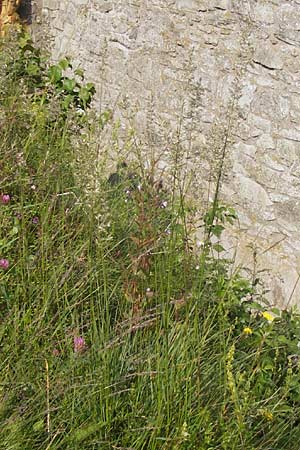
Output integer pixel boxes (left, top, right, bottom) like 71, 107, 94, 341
73, 336, 86, 353
1, 194, 10, 204
0, 259, 9, 270
32, 216, 39, 224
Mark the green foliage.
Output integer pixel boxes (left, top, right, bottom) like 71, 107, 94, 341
1, 32, 300, 450
1, 31, 95, 114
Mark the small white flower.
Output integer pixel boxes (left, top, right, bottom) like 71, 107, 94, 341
146, 287, 154, 298
161, 201, 168, 208
195, 265, 200, 270
30, 184, 36, 190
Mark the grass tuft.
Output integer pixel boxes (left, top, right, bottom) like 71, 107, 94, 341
1, 31, 300, 450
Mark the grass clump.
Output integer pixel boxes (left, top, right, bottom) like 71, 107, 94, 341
1, 32, 300, 450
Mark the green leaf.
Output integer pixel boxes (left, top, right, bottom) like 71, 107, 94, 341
73, 423, 102, 442
271, 308, 281, 316
63, 78, 77, 92
61, 94, 74, 110
48, 65, 63, 84
59, 57, 72, 70
10, 226, 19, 236
19, 33, 34, 51
26, 63, 40, 77
277, 335, 290, 345
246, 301, 263, 311
213, 243, 225, 253
211, 224, 225, 238
75, 68, 84, 79
261, 357, 274, 371
86, 82, 95, 92
33, 420, 44, 432
79, 86, 93, 107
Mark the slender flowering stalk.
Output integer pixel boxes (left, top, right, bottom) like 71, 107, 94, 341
0, 259, 9, 270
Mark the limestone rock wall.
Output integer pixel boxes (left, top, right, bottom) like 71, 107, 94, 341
31, 0, 300, 307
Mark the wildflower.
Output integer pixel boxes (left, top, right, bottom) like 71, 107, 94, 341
243, 327, 253, 335
52, 348, 60, 357
262, 311, 274, 322
32, 216, 39, 224
181, 421, 189, 440
146, 287, 154, 298
0, 259, 9, 270
1, 194, 10, 204
30, 185, 36, 190
195, 265, 200, 270
161, 200, 168, 208
259, 408, 273, 421
16, 152, 25, 166
74, 336, 86, 353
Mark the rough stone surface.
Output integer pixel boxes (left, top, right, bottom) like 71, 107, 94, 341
30, 0, 300, 307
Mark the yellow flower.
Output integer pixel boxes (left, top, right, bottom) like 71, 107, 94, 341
259, 408, 273, 421
243, 327, 253, 335
262, 311, 274, 322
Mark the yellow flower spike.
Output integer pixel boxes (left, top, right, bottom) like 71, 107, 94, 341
262, 311, 275, 322
243, 327, 253, 335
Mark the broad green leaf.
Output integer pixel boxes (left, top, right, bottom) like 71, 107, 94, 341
48, 65, 63, 84
63, 78, 77, 92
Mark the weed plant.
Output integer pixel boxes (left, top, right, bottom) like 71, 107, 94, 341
1, 32, 300, 450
